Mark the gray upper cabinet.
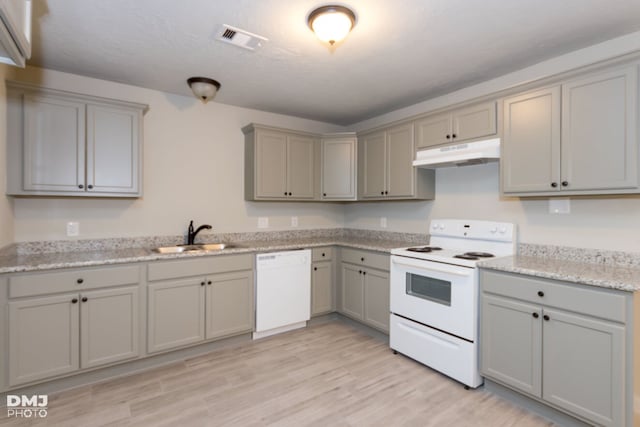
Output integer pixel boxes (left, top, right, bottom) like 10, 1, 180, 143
321, 134, 357, 200
415, 101, 497, 150
358, 123, 435, 200
6, 82, 146, 197
502, 64, 639, 196
244, 124, 318, 201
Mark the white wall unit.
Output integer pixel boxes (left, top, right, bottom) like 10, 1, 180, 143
0, 0, 31, 67
6, 81, 146, 197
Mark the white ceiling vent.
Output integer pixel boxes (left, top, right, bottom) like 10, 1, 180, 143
216, 25, 268, 51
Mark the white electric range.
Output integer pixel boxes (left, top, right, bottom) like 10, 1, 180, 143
389, 219, 516, 388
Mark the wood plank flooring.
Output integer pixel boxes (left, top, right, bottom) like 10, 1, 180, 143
0, 320, 555, 426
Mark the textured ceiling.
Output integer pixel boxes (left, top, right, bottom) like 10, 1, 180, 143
29, 0, 640, 125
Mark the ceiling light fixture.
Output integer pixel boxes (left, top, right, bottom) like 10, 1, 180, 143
308, 5, 356, 46
187, 77, 221, 103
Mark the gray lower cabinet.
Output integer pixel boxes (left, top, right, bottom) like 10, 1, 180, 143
147, 254, 254, 354
358, 123, 435, 200
480, 270, 627, 427
338, 248, 390, 333
7, 272, 141, 387
6, 82, 146, 197
243, 124, 318, 201
502, 63, 639, 196
312, 262, 333, 316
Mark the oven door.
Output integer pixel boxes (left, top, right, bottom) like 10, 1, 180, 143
390, 255, 478, 341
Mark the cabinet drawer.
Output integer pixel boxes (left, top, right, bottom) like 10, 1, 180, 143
148, 254, 253, 281
481, 270, 626, 323
340, 248, 389, 271
9, 265, 141, 298
312, 247, 333, 262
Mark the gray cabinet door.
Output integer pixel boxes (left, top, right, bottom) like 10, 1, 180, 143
340, 263, 364, 320
8, 294, 80, 386
321, 137, 356, 200
205, 270, 254, 340
542, 308, 624, 427
147, 278, 205, 353
415, 113, 451, 149
386, 123, 415, 198
22, 94, 86, 192
452, 101, 497, 142
363, 268, 390, 332
360, 131, 387, 198
86, 104, 141, 195
481, 295, 542, 397
311, 261, 333, 316
561, 66, 638, 191
287, 135, 315, 199
80, 286, 139, 369
255, 130, 288, 198
502, 86, 561, 193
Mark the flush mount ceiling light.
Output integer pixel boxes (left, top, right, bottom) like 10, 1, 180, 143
307, 5, 356, 46
187, 77, 221, 103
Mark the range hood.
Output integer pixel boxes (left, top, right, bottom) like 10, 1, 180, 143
413, 138, 500, 168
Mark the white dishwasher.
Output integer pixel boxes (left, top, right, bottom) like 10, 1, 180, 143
253, 249, 311, 340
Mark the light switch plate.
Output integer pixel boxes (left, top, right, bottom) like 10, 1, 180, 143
291, 216, 298, 227
549, 198, 571, 214
258, 217, 269, 228
66, 221, 79, 236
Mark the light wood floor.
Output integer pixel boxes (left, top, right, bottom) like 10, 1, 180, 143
1, 320, 555, 426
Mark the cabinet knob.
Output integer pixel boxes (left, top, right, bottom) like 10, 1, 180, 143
561, 181, 569, 187
543, 314, 550, 321
323, 193, 326, 197
201, 281, 205, 286
71, 298, 78, 304
537, 291, 544, 297
550, 182, 558, 188
314, 267, 317, 271
78, 184, 84, 189
532, 312, 539, 319
77, 278, 84, 284
284, 192, 287, 196
452, 134, 457, 138
446, 134, 451, 139
362, 271, 366, 275
207, 280, 212, 285
361, 257, 365, 262
384, 191, 388, 195
288, 192, 292, 196
359, 270, 362, 274
87, 185, 94, 189
81, 296, 88, 302
381, 191, 384, 195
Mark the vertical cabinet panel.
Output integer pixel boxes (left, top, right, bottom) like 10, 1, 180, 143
361, 131, 387, 198
255, 131, 288, 198
321, 137, 356, 200
147, 278, 206, 353
561, 66, 638, 191
386, 123, 415, 198
502, 87, 561, 193
86, 105, 140, 194
311, 261, 333, 316
205, 271, 254, 340
542, 309, 624, 427
340, 263, 364, 320
287, 135, 315, 199
80, 287, 139, 369
480, 295, 542, 397
363, 269, 390, 333
8, 294, 80, 386
23, 94, 86, 192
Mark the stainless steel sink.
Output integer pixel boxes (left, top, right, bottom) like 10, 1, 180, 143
153, 243, 239, 254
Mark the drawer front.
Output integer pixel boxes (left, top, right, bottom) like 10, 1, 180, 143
340, 248, 389, 271
148, 254, 253, 281
312, 247, 333, 262
480, 270, 626, 323
9, 265, 141, 298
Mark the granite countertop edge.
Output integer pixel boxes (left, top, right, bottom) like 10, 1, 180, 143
478, 255, 640, 292
0, 238, 414, 275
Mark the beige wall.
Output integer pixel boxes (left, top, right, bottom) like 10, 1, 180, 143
10, 67, 346, 242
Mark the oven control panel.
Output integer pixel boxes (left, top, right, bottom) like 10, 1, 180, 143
430, 219, 515, 242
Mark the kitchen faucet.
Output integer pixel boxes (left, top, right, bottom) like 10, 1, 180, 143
187, 220, 212, 245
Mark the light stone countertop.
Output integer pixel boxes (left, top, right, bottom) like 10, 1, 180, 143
478, 253, 640, 292
0, 236, 423, 275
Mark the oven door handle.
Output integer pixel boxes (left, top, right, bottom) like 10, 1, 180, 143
391, 256, 473, 277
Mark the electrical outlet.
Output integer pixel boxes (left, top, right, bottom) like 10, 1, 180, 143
258, 217, 269, 228
549, 198, 571, 214
380, 217, 387, 228
66, 221, 79, 237
291, 216, 298, 227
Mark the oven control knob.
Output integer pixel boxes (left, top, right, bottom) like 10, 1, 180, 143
499, 227, 507, 234
490, 227, 498, 234
439, 224, 445, 230
432, 223, 439, 230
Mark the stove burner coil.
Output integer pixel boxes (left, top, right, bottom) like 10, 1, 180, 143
406, 246, 442, 253
464, 252, 494, 258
